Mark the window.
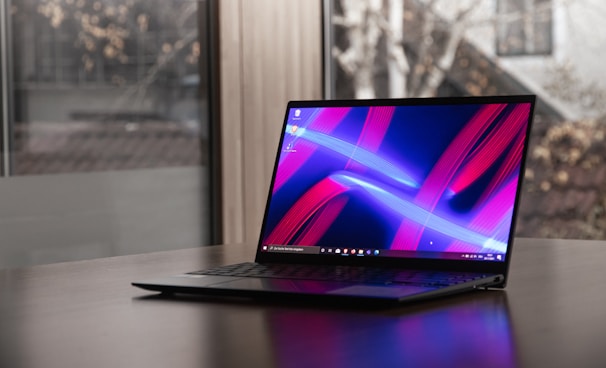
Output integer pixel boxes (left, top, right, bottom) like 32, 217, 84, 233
496, 0, 553, 56
0, 0, 218, 268
324, 0, 606, 240
5, 0, 210, 175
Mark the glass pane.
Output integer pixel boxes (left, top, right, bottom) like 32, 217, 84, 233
10, 0, 208, 175
496, 0, 527, 55
0, 0, 214, 268
496, 0, 552, 56
325, 0, 606, 240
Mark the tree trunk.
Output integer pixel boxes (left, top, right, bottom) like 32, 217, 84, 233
386, 0, 407, 98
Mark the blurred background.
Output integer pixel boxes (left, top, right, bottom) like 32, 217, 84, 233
8, 0, 207, 174
1, 0, 604, 268
325, 0, 606, 239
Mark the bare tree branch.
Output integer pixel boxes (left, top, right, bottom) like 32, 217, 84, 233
418, 0, 481, 97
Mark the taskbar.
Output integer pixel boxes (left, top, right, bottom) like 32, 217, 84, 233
261, 244, 505, 262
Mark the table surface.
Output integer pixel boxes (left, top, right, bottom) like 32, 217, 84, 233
1, 237, 605, 368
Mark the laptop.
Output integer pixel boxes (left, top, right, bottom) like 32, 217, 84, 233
133, 95, 536, 305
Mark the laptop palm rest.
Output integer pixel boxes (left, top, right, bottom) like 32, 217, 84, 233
207, 278, 436, 298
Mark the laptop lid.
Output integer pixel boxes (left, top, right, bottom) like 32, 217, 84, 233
256, 96, 535, 281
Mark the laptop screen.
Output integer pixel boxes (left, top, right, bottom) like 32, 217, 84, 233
259, 97, 534, 263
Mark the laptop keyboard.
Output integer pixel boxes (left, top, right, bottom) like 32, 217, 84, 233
189, 262, 490, 287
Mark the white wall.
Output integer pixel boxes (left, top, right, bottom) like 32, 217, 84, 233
438, 0, 606, 119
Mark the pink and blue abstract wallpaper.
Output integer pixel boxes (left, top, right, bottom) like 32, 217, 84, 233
261, 102, 532, 261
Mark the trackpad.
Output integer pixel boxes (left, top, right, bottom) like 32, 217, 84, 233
328, 285, 434, 298
208, 278, 349, 293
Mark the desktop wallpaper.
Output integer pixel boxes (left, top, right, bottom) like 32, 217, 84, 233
261, 102, 532, 259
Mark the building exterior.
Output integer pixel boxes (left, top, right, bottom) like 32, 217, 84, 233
439, 0, 606, 120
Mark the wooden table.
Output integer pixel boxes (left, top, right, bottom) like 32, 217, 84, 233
1, 238, 605, 368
